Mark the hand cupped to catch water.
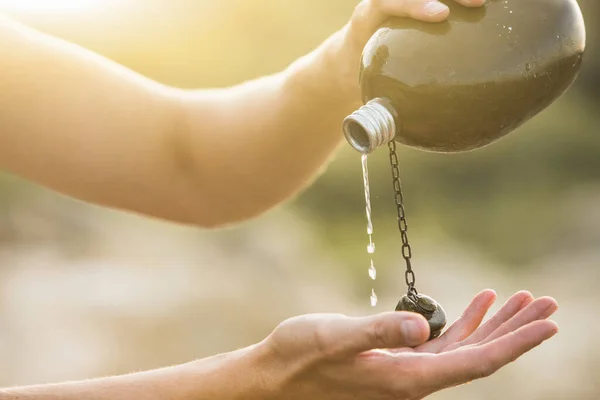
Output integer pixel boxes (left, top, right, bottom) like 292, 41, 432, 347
260, 290, 558, 400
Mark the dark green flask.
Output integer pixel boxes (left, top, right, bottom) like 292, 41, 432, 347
343, 0, 586, 154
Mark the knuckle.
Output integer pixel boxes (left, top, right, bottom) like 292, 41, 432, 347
348, 2, 368, 36
508, 348, 520, 364
367, 318, 390, 347
506, 332, 522, 362
312, 321, 342, 359
352, 0, 380, 22
352, 0, 368, 18
269, 316, 296, 342
312, 325, 330, 355
370, 0, 398, 15
270, 314, 343, 360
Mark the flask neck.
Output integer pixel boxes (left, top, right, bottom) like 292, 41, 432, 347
343, 98, 397, 154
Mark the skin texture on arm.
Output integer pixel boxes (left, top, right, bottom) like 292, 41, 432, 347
0, 290, 560, 400
0, 345, 273, 400
0, 15, 187, 223
0, 0, 484, 228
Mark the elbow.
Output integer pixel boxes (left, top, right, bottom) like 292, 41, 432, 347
190, 212, 235, 230
187, 202, 273, 230
167, 181, 267, 229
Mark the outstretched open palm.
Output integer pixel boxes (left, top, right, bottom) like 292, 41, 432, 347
265, 290, 558, 400
370, 290, 556, 398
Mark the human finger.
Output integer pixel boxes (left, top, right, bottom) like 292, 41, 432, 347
319, 312, 431, 357
451, 290, 534, 349
423, 320, 558, 391
349, 0, 451, 47
417, 289, 496, 353
478, 297, 558, 345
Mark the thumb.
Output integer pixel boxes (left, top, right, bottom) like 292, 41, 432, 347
332, 312, 430, 356
349, 0, 449, 48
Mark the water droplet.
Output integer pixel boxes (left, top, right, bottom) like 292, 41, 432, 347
368, 260, 377, 280
370, 289, 378, 307
367, 242, 375, 254
525, 63, 532, 72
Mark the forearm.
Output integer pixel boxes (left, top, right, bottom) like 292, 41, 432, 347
0, 345, 274, 400
0, 16, 360, 227
175, 28, 363, 226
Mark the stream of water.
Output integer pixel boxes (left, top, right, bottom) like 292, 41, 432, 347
362, 155, 377, 307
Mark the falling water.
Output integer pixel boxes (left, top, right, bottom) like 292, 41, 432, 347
362, 155, 377, 307
368, 260, 377, 280
370, 289, 378, 307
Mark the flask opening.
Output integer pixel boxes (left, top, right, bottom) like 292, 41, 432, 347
343, 120, 372, 154
342, 98, 397, 155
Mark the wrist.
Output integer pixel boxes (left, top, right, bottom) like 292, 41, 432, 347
187, 340, 283, 400
284, 25, 364, 113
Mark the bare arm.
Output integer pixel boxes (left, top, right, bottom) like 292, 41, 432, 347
0, 1, 481, 227
0, 291, 559, 400
0, 346, 270, 400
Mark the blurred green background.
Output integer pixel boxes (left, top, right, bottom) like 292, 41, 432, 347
0, 1, 599, 399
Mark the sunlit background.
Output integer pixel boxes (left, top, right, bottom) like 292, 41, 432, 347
0, 0, 102, 12
0, 1, 599, 399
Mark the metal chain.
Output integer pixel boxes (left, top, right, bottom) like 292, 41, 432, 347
388, 140, 419, 303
